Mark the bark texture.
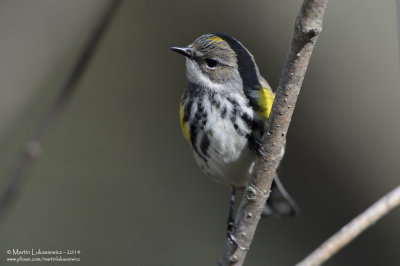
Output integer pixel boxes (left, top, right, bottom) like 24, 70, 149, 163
219, 1, 329, 265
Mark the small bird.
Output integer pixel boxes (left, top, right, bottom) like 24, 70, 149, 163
170, 33, 298, 242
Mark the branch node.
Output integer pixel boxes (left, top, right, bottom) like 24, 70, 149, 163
245, 186, 257, 201
229, 255, 238, 263
302, 24, 321, 39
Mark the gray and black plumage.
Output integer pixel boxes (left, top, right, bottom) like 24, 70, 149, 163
171, 33, 298, 238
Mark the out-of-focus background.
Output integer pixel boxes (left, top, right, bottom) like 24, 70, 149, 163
0, 0, 399, 265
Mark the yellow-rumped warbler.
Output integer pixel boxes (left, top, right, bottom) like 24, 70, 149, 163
170, 33, 298, 239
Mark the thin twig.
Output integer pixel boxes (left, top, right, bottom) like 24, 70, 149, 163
0, 0, 121, 223
296, 3, 400, 265
296, 186, 400, 266
218, 0, 328, 265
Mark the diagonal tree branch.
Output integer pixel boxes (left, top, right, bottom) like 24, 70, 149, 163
295, 2, 400, 265
296, 185, 400, 266
219, 0, 329, 265
0, 0, 121, 223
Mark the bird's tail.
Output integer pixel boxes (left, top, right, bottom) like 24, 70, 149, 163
262, 173, 299, 217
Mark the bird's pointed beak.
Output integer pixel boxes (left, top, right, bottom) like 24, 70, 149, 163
170, 46, 193, 59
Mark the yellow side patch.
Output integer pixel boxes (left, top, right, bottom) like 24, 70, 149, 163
256, 87, 275, 122
208, 36, 224, 43
179, 101, 190, 141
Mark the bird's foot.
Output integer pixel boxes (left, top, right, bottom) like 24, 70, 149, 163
227, 225, 248, 251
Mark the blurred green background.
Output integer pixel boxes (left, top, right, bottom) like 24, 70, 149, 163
0, 0, 399, 265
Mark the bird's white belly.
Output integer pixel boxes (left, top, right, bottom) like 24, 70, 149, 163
193, 103, 255, 187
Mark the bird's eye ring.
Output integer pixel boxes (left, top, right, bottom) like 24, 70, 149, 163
205, 59, 219, 69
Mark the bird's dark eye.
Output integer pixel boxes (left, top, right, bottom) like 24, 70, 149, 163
205, 59, 219, 69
